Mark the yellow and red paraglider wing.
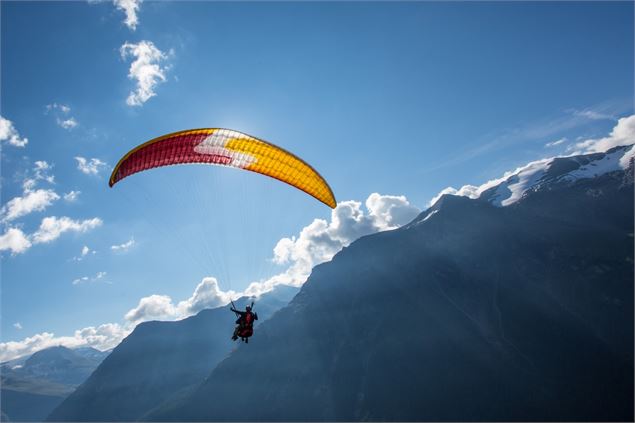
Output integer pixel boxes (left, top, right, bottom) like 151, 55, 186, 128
109, 128, 336, 208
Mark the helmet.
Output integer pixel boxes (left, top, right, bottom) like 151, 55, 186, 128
246, 306, 252, 311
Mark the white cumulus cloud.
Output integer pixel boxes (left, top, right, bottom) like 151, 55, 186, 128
2, 193, 419, 360
175, 277, 237, 317
32, 216, 102, 244
0, 228, 32, 255
569, 114, 635, 154
120, 40, 168, 106
1, 189, 60, 223
124, 193, 419, 323
124, 277, 238, 325
243, 193, 420, 296
1, 217, 102, 256
124, 294, 177, 324
0, 323, 129, 362
0, 116, 28, 147
75, 157, 107, 175
114, 0, 142, 30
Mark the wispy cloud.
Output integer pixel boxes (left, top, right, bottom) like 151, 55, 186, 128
568, 108, 617, 122
5, 162, 58, 221
22, 160, 55, 192
45, 103, 79, 131
111, 237, 135, 253
0, 157, 102, 256
120, 40, 169, 106
13, 323, 23, 330
114, 0, 142, 31
45, 103, 70, 114
64, 191, 81, 202
58, 117, 78, 130
73, 271, 108, 285
426, 102, 631, 173
0, 116, 28, 147
72, 245, 96, 261
545, 137, 566, 148
75, 157, 107, 175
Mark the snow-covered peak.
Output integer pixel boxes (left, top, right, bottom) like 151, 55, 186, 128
430, 144, 634, 209
481, 145, 633, 207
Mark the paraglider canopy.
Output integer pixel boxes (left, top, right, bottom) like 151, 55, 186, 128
109, 128, 336, 208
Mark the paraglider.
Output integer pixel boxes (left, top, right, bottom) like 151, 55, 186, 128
230, 301, 258, 343
109, 128, 337, 343
109, 128, 337, 208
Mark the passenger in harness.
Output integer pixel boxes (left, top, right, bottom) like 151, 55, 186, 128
230, 303, 258, 343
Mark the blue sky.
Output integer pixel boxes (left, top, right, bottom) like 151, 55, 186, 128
1, 1, 633, 359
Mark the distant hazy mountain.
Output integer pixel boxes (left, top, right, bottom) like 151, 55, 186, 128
152, 147, 633, 421
1, 346, 108, 422
46, 284, 299, 422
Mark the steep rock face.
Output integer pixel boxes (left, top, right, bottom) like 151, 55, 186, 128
155, 167, 633, 422
47, 286, 298, 422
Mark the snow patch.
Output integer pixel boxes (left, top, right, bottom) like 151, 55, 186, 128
499, 160, 551, 206
619, 145, 635, 169
422, 210, 438, 222
560, 148, 625, 182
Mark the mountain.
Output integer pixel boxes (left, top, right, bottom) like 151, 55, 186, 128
474, 144, 633, 207
46, 284, 299, 422
152, 147, 634, 421
1, 346, 109, 422
9, 346, 108, 386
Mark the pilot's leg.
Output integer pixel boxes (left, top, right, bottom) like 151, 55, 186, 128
232, 325, 239, 341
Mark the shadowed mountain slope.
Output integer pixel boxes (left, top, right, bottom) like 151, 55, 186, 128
46, 285, 298, 422
153, 158, 633, 421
